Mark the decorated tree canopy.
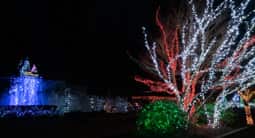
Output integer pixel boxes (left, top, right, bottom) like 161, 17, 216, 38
132, 0, 255, 128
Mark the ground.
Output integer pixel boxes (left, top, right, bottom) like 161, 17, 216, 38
0, 112, 137, 138
0, 111, 254, 138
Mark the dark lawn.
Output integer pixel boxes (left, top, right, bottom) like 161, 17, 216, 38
0, 108, 254, 138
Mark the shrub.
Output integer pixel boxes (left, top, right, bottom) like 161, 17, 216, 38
196, 103, 238, 127
220, 108, 239, 127
136, 100, 188, 137
196, 103, 214, 125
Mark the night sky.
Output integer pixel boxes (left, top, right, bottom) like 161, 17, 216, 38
0, 0, 160, 94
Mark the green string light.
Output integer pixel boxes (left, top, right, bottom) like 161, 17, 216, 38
136, 100, 188, 137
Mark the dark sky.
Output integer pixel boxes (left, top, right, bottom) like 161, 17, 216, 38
0, 0, 157, 93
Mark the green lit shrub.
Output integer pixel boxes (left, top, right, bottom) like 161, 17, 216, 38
196, 103, 214, 125
196, 103, 238, 127
136, 100, 188, 137
220, 108, 238, 127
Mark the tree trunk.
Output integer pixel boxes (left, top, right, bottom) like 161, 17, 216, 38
244, 102, 254, 125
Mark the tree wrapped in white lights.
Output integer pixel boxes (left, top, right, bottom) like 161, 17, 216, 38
134, 0, 255, 128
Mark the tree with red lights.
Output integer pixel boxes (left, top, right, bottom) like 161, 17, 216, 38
133, 0, 255, 127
